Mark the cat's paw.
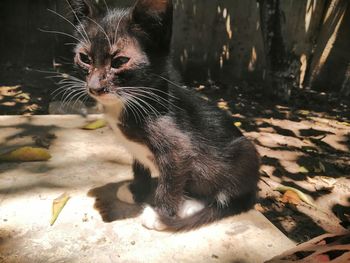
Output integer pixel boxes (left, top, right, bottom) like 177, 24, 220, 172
140, 206, 167, 231
116, 182, 136, 204
178, 199, 205, 218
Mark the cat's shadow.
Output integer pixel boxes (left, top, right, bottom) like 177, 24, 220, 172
87, 179, 157, 223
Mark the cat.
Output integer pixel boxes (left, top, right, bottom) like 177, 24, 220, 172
68, 0, 260, 231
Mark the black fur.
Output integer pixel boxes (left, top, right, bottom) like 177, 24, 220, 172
69, 0, 260, 231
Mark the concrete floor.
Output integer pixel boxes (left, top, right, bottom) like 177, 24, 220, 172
0, 115, 295, 263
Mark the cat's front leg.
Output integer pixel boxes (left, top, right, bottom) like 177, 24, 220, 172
154, 173, 185, 218
117, 160, 151, 204
141, 169, 186, 231
130, 161, 152, 203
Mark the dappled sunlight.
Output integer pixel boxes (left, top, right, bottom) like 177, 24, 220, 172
0, 85, 43, 115
195, 83, 350, 242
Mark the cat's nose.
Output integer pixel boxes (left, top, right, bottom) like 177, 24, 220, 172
89, 86, 108, 96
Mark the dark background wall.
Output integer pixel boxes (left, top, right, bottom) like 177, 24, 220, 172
0, 0, 349, 96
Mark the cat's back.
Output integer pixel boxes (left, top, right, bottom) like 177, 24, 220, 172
168, 86, 242, 146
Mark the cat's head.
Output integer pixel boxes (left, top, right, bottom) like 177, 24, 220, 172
69, 0, 173, 106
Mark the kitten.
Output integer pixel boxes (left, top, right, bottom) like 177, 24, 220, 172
68, 0, 260, 231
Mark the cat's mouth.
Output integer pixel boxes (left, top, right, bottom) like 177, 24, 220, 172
88, 86, 109, 97
88, 86, 121, 104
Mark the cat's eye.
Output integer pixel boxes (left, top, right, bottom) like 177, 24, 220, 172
79, 53, 91, 65
111, 56, 130, 69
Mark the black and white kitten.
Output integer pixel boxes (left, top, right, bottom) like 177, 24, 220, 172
68, 0, 260, 231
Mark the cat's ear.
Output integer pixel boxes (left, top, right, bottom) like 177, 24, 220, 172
132, 0, 173, 52
67, 0, 98, 23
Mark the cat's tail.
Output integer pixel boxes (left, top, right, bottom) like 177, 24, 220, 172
159, 193, 256, 232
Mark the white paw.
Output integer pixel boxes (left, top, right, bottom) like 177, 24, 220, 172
140, 206, 167, 231
178, 199, 205, 218
116, 182, 135, 204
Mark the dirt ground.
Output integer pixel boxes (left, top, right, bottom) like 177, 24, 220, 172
0, 64, 349, 244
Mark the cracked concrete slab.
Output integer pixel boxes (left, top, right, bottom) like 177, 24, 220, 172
0, 115, 295, 263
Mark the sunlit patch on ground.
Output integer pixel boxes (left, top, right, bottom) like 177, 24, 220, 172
197, 83, 350, 242
0, 85, 42, 115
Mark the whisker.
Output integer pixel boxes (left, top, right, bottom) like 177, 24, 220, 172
121, 94, 143, 123
72, 91, 88, 108
65, 0, 92, 45
86, 17, 112, 50
125, 91, 162, 118
123, 93, 151, 118
52, 86, 85, 99
152, 74, 187, 91
102, 0, 110, 13
38, 28, 83, 44
121, 87, 183, 111
55, 86, 83, 100
127, 91, 169, 112
62, 89, 87, 109
124, 100, 140, 123
47, 8, 90, 45
113, 10, 128, 45
121, 86, 179, 100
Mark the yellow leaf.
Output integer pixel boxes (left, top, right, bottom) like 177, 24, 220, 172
217, 101, 229, 110
282, 190, 301, 205
336, 121, 350, 127
234, 122, 242, 127
82, 119, 107, 130
50, 193, 70, 226
275, 186, 315, 207
0, 147, 51, 162
299, 166, 309, 174
297, 110, 310, 116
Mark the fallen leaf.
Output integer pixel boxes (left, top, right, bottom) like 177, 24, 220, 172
301, 146, 318, 153
307, 176, 336, 191
282, 190, 301, 205
196, 85, 205, 91
82, 119, 107, 130
254, 203, 265, 212
336, 121, 350, 127
234, 122, 242, 127
297, 110, 310, 116
0, 147, 51, 162
299, 166, 309, 174
217, 100, 229, 110
50, 193, 70, 226
275, 186, 315, 207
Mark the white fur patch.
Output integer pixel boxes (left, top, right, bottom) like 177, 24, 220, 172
178, 199, 205, 218
216, 192, 229, 207
104, 110, 160, 178
140, 206, 166, 231
116, 182, 135, 204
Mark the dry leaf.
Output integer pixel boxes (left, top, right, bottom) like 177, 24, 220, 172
0, 147, 51, 162
82, 119, 107, 130
254, 203, 265, 212
50, 193, 70, 226
282, 190, 301, 205
308, 176, 337, 190
299, 166, 309, 174
275, 186, 315, 207
217, 101, 229, 110
196, 85, 205, 91
336, 121, 350, 127
297, 110, 310, 116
